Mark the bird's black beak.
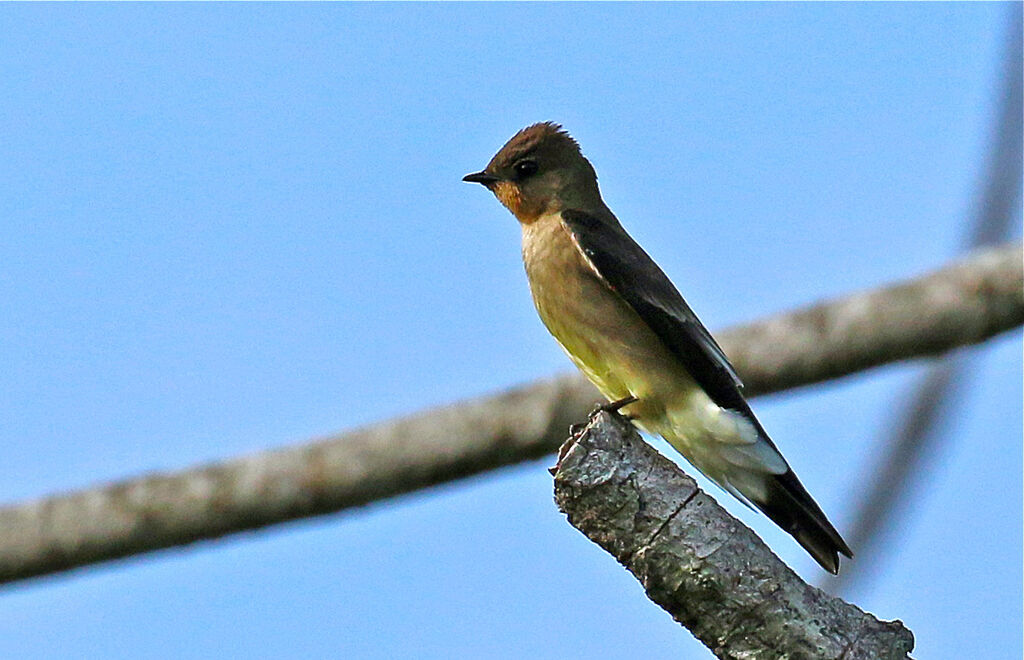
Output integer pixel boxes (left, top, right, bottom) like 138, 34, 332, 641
462, 171, 500, 185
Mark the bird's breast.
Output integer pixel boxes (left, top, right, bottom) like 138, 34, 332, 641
520, 214, 691, 410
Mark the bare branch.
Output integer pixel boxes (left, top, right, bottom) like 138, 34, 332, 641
823, 8, 1023, 595
721, 243, 1023, 396
0, 243, 1020, 586
554, 412, 915, 660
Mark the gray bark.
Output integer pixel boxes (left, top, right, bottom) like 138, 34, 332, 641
0, 243, 1019, 586
720, 243, 1023, 396
554, 411, 915, 660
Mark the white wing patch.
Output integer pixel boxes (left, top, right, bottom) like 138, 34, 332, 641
652, 390, 788, 504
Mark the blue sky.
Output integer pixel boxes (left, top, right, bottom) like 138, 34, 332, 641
0, 3, 1020, 659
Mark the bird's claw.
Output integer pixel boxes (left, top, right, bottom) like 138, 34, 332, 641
554, 420, 593, 471
553, 396, 640, 475
556, 438, 575, 465
590, 395, 638, 418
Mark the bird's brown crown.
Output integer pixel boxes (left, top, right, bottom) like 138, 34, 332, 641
475, 122, 598, 223
486, 122, 581, 171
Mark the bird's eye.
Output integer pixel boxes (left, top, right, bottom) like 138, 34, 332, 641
514, 160, 539, 179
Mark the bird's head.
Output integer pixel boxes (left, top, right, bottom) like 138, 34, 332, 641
463, 122, 600, 224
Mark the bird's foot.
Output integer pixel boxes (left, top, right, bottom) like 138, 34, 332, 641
556, 434, 578, 466
591, 395, 638, 418
552, 396, 640, 476
572, 396, 637, 443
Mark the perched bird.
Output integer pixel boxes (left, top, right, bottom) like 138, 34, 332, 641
463, 122, 852, 573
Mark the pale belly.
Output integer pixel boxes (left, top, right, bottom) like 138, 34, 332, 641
520, 214, 698, 422
519, 214, 783, 493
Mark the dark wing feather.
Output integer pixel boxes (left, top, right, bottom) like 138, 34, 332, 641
561, 209, 853, 571
561, 208, 747, 414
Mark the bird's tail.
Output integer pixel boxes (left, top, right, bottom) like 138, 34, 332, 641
656, 399, 852, 573
752, 468, 853, 575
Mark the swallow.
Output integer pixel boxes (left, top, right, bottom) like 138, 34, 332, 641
464, 122, 852, 573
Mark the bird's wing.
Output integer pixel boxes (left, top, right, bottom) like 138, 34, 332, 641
561, 209, 853, 572
560, 209, 746, 413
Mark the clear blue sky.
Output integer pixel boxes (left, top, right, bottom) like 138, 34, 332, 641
0, 4, 1020, 659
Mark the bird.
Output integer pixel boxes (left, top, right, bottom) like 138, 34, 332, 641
463, 122, 852, 574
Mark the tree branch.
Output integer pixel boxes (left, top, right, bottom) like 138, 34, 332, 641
822, 8, 1023, 595
720, 242, 1022, 396
554, 411, 915, 660
0, 243, 1020, 586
